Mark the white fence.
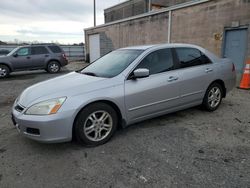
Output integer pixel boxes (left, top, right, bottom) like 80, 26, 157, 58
0, 45, 85, 61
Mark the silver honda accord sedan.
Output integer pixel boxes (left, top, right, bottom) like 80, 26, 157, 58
12, 43, 236, 146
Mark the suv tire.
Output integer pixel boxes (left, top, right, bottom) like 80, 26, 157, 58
46, 61, 61, 73
0, 65, 10, 78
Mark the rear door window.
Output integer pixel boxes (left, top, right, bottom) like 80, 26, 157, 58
31, 46, 49, 55
136, 48, 174, 75
175, 48, 211, 68
48, 46, 62, 53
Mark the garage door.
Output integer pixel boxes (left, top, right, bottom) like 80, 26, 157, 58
89, 34, 100, 63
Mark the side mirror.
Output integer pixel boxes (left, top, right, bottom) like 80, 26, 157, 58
132, 68, 149, 79
13, 53, 18, 57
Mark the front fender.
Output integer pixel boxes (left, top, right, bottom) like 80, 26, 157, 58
0, 62, 13, 71
64, 84, 126, 128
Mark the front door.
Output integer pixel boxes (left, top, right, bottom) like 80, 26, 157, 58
125, 48, 180, 121
11, 47, 32, 70
223, 28, 248, 73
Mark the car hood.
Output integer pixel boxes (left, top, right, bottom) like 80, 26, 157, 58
0, 55, 9, 60
18, 72, 108, 107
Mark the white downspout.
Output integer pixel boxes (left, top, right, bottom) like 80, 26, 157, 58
148, 0, 151, 12
168, 10, 172, 43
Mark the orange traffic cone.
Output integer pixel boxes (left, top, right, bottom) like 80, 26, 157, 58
239, 60, 250, 90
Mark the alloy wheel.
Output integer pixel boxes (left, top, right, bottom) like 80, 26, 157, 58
208, 86, 221, 108
50, 63, 59, 72
0, 67, 7, 77
83, 110, 113, 142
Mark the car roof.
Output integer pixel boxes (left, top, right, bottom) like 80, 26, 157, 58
120, 43, 220, 62
15, 44, 59, 48
120, 43, 204, 50
120, 44, 157, 50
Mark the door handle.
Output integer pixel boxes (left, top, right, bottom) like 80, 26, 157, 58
45, 54, 49, 57
26, 56, 31, 59
205, 68, 213, 73
168, 76, 179, 82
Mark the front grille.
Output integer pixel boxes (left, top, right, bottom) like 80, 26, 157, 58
15, 104, 25, 112
11, 114, 17, 126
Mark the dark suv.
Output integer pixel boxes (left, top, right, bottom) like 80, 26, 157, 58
0, 44, 68, 78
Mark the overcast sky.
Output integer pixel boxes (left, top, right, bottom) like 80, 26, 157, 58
0, 0, 125, 44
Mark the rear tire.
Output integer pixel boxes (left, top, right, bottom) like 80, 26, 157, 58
74, 103, 118, 146
0, 65, 10, 78
47, 61, 61, 73
202, 83, 223, 111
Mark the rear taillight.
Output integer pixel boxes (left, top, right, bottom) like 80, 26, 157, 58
62, 53, 67, 60
232, 63, 235, 72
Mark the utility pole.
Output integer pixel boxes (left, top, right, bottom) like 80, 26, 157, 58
94, 0, 96, 26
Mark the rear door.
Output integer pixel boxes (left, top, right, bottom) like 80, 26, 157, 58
11, 47, 32, 70
125, 48, 181, 121
31, 46, 50, 68
174, 47, 215, 105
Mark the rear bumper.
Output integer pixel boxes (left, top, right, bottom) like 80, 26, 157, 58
60, 59, 68, 67
11, 106, 74, 143
226, 74, 237, 92
225, 73, 237, 94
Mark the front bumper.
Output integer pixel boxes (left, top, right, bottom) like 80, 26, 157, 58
12, 105, 73, 143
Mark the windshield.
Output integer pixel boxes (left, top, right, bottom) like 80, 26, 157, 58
7, 47, 20, 56
81, 49, 143, 78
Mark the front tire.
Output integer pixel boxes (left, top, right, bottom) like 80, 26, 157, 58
74, 103, 118, 146
202, 83, 223, 111
0, 65, 10, 78
47, 61, 61, 73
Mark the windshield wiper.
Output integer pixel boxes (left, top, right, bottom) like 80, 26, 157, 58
81, 72, 98, 77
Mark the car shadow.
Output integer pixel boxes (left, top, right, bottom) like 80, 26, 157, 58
115, 102, 230, 135
17, 100, 231, 150
21, 106, 202, 150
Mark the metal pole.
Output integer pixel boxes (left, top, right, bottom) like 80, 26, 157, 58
168, 10, 172, 43
94, 0, 96, 26
148, 0, 151, 12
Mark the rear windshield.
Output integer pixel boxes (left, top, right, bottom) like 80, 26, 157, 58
48, 46, 62, 53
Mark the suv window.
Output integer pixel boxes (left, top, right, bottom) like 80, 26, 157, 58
136, 48, 174, 75
31, 46, 49, 55
48, 46, 62, 53
17, 47, 30, 56
176, 48, 211, 68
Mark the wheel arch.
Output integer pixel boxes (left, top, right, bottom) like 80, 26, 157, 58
0, 63, 12, 72
208, 79, 226, 98
72, 99, 125, 140
47, 59, 62, 67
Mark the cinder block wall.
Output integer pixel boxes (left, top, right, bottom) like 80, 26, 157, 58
85, 0, 250, 62
85, 12, 169, 58
153, 0, 192, 6
104, 0, 191, 23
104, 0, 148, 23
171, 0, 250, 58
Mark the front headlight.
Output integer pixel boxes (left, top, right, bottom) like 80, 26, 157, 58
25, 97, 67, 115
